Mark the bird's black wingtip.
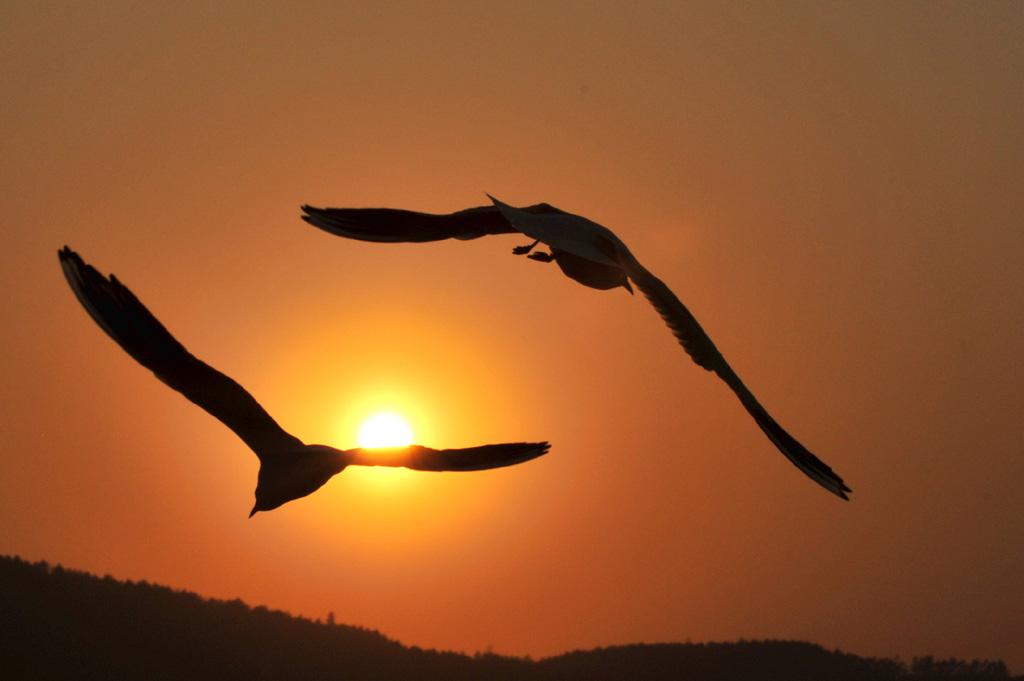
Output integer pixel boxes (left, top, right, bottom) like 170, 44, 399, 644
824, 478, 851, 501
300, 205, 332, 229
58, 246, 87, 281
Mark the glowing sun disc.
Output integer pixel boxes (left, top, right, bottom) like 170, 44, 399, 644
358, 413, 414, 448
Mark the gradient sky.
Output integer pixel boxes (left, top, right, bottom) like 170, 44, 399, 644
3, 0, 1023, 672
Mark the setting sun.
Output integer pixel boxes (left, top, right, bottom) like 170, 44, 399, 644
357, 413, 414, 449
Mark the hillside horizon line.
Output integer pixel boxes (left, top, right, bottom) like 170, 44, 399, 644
1, 554, 1017, 681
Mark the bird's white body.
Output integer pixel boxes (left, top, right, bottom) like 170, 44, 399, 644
488, 195, 624, 267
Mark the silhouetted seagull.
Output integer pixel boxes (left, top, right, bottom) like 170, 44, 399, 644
58, 247, 550, 516
301, 197, 850, 500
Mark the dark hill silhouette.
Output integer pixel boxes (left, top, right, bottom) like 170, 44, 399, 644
0, 555, 1015, 681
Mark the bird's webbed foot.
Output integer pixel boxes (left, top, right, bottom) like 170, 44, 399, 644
526, 251, 555, 263
512, 239, 540, 255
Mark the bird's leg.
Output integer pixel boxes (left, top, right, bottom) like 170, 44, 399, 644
512, 239, 540, 255
513, 239, 555, 263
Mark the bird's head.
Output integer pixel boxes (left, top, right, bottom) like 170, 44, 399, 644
551, 250, 633, 293
249, 445, 349, 518
249, 488, 288, 517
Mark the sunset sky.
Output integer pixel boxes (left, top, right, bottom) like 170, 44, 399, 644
3, 0, 1023, 672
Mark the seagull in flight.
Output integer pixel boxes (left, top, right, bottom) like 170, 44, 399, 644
58, 247, 550, 516
301, 196, 850, 500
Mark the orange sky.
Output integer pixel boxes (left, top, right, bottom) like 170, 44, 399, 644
3, 0, 1023, 672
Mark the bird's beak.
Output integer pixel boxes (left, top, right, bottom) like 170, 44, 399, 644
249, 505, 258, 518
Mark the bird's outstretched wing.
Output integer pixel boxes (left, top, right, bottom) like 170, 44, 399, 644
348, 442, 550, 471
58, 247, 304, 460
622, 254, 851, 500
301, 204, 520, 243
